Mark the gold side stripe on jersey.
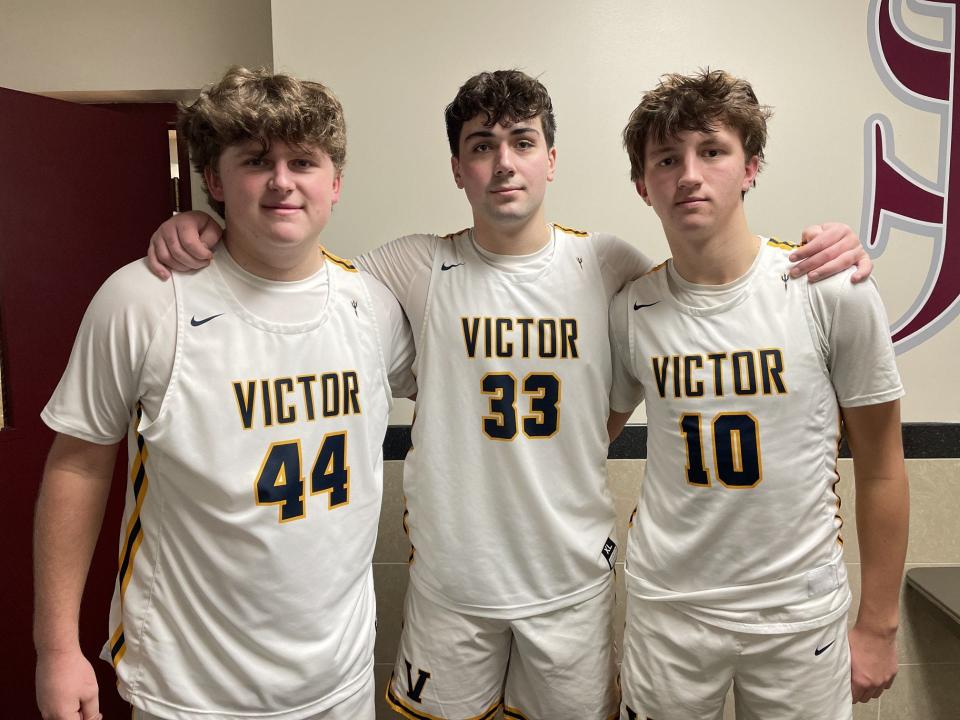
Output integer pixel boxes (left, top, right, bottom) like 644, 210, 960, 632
552, 222, 590, 237
321, 248, 358, 272
385, 675, 501, 720
832, 418, 845, 545
402, 494, 417, 565
118, 436, 149, 598
108, 624, 126, 667
111, 409, 151, 672
766, 237, 799, 251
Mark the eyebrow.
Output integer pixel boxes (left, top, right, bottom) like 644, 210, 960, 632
462, 126, 541, 144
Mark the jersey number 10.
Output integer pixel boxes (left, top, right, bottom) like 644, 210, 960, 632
680, 412, 762, 488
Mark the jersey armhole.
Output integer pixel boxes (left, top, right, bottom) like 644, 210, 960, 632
142, 273, 185, 431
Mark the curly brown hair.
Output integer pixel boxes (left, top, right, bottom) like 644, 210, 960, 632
623, 69, 772, 183
444, 70, 556, 157
178, 66, 347, 216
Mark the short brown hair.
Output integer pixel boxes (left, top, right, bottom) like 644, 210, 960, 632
445, 70, 556, 157
178, 66, 347, 216
622, 69, 772, 182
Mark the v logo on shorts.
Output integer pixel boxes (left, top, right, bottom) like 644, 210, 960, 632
404, 659, 432, 703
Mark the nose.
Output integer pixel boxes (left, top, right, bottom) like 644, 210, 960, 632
494, 144, 516, 176
678, 154, 703, 190
268, 163, 294, 192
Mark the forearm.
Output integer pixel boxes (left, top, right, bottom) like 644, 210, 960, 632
33, 436, 117, 653
843, 400, 909, 636
854, 465, 909, 634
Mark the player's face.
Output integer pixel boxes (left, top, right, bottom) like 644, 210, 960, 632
637, 125, 758, 241
451, 115, 556, 230
206, 140, 341, 274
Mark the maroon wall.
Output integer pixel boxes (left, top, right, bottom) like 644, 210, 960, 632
0, 88, 175, 716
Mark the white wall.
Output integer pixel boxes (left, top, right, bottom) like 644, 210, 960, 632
271, 0, 957, 422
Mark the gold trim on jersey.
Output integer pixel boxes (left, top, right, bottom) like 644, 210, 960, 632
641, 260, 668, 278
766, 237, 799, 251
440, 228, 471, 240
385, 674, 501, 720
111, 408, 151, 667
551, 222, 589, 237
320, 247, 358, 272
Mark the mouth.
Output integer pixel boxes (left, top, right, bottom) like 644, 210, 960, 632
676, 197, 708, 207
490, 186, 524, 196
262, 204, 303, 215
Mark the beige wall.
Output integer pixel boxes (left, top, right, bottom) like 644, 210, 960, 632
0, 0, 273, 93
271, 0, 958, 423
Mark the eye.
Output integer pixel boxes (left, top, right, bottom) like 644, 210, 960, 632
472, 143, 491, 153
657, 157, 675, 167
244, 157, 266, 167
704, 148, 722, 158
516, 139, 535, 150
292, 158, 317, 169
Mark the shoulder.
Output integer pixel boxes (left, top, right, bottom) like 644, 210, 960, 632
88, 258, 176, 323
359, 270, 402, 310
624, 260, 669, 298
759, 236, 800, 274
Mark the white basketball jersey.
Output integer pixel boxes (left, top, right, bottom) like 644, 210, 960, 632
405, 226, 618, 618
620, 240, 862, 630
104, 250, 391, 719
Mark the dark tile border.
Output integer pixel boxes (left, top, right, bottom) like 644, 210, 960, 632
383, 423, 960, 461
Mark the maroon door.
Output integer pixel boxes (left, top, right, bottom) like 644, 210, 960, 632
0, 88, 174, 716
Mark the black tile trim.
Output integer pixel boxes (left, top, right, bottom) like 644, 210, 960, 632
383, 423, 960, 461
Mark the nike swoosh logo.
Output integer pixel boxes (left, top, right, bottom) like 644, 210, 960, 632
633, 301, 661, 311
190, 313, 223, 327
814, 640, 836, 656
441, 262, 464, 271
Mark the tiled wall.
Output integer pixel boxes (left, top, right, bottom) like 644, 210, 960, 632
372, 458, 960, 719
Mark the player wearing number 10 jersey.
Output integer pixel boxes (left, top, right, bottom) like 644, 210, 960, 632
34, 68, 414, 720
609, 70, 908, 719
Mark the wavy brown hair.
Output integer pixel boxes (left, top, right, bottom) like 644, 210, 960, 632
623, 69, 772, 183
444, 70, 556, 157
178, 66, 346, 216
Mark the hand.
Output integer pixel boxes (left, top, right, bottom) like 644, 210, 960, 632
848, 623, 897, 703
36, 647, 101, 720
147, 210, 223, 280
789, 222, 873, 283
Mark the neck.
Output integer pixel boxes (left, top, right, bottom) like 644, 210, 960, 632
222, 230, 324, 281
472, 210, 551, 256
666, 212, 758, 285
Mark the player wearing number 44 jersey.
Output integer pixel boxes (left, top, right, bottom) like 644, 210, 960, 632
609, 70, 909, 720
34, 68, 414, 720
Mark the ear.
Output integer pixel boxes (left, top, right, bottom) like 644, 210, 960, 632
742, 155, 760, 192
635, 178, 652, 206
331, 171, 343, 206
204, 165, 224, 202
451, 155, 464, 189
545, 146, 557, 183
